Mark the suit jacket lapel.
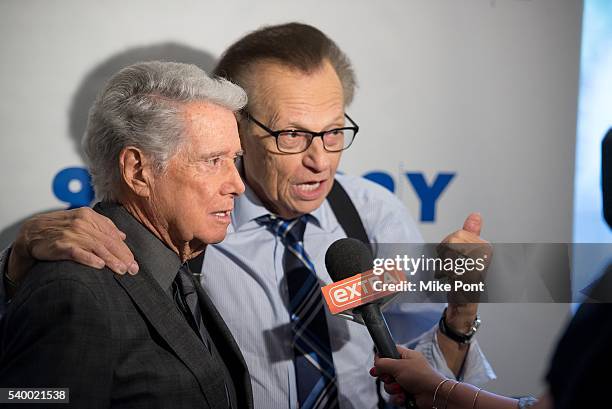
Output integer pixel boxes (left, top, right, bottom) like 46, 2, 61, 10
196, 283, 253, 409
95, 202, 252, 408
114, 261, 228, 409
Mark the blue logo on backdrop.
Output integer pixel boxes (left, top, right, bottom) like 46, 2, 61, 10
363, 171, 455, 223
52, 167, 455, 222
52, 167, 95, 209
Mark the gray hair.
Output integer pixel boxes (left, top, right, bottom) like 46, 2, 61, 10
83, 60, 247, 201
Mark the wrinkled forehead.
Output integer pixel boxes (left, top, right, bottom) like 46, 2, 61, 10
179, 101, 240, 146
244, 60, 345, 125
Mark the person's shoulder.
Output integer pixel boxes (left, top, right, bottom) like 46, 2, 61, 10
29, 259, 111, 287
11, 260, 112, 310
332, 173, 422, 243
2, 261, 115, 351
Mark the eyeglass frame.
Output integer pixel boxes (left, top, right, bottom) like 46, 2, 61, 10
242, 110, 359, 154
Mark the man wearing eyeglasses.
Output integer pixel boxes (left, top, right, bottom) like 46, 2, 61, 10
2, 23, 494, 409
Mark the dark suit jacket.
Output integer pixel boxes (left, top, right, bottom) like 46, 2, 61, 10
0, 203, 253, 409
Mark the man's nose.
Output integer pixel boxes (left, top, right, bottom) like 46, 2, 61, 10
223, 161, 245, 196
302, 137, 331, 172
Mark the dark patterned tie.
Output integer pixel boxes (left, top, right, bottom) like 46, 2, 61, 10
174, 264, 233, 408
174, 263, 211, 352
258, 215, 339, 409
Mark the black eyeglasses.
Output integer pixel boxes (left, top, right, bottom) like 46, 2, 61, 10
244, 111, 359, 154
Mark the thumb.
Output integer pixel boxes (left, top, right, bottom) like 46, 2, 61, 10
462, 212, 482, 236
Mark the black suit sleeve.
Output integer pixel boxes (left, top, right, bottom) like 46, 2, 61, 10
0, 277, 113, 408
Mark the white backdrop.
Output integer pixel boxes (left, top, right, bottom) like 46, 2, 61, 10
0, 0, 582, 398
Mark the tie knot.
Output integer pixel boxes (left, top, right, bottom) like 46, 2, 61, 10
257, 214, 308, 245
175, 263, 196, 297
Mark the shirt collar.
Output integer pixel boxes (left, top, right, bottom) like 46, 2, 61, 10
231, 180, 335, 233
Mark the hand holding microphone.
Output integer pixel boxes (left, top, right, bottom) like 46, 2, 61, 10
370, 345, 446, 409
324, 238, 418, 408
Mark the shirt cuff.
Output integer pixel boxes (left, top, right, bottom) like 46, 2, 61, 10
0, 246, 12, 317
405, 324, 496, 387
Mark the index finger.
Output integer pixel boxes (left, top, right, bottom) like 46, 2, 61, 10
96, 214, 127, 241
94, 231, 137, 272
101, 229, 134, 256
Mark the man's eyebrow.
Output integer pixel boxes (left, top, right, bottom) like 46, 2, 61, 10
284, 116, 346, 131
200, 149, 244, 158
200, 149, 230, 157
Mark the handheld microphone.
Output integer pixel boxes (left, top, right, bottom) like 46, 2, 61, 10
325, 238, 417, 409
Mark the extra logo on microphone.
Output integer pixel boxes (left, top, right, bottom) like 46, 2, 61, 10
321, 269, 406, 314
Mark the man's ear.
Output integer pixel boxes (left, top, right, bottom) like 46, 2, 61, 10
119, 146, 153, 198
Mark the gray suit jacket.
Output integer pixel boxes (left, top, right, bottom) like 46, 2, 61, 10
0, 203, 253, 409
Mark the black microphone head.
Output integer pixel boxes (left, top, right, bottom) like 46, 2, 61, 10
325, 238, 374, 282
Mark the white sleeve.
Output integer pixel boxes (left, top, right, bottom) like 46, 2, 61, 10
407, 324, 496, 386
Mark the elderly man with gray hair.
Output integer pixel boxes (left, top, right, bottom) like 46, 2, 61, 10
0, 61, 252, 409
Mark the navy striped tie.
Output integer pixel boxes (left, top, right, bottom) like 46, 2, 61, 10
258, 215, 339, 409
